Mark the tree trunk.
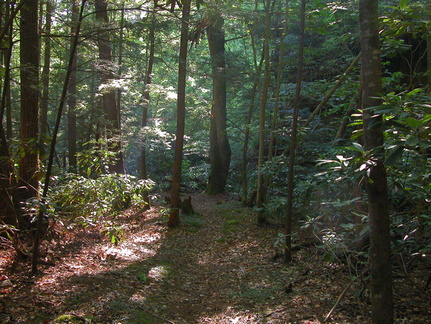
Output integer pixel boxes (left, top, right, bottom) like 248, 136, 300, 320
256, 0, 271, 224
40, 0, 52, 142
168, 0, 190, 227
284, 0, 305, 263
241, 22, 264, 205
67, 0, 79, 171
0, 0, 19, 227
268, 0, 288, 161
19, 0, 40, 206
32, 0, 86, 274
140, 8, 155, 180
0, 125, 19, 227
359, 0, 394, 322
205, 11, 231, 195
95, 0, 124, 174
140, 7, 156, 210
1, 0, 13, 141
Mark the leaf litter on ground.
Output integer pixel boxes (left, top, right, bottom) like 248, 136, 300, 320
0, 193, 430, 323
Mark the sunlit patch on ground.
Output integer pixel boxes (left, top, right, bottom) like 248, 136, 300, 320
147, 265, 170, 281
132, 231, 163, 243
104, 246, 138, 260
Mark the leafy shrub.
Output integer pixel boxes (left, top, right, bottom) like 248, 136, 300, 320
49, 173, 154, 227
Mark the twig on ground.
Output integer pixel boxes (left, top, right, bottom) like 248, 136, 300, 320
324, 269, 365, 322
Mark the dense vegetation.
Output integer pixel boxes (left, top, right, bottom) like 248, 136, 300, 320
1, 0, 431, 322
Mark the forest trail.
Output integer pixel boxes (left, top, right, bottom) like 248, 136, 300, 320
1, 194, 375, 323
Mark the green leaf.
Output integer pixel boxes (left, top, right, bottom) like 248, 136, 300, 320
351, 142, 364, 153
386, 145, 404, 166
403, 117, 421, 129
406, 136, 419, 147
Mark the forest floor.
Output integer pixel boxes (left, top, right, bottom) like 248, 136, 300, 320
1, 193, 430, 323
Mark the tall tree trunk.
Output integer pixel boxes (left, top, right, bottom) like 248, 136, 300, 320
40, 0, 52, 144
284, 0, 305, 263
0, 126, 19, 227
256, 0, 271, 224
1, 0, 13, 141
205, 11, 231, 195
241, 21, 264, 205
268, 0, 288, 161
32, 0, 86, 273
95, 0, 124, 174
241, 81, 258, 205
19, 0, 40, 207
67, 0, 79, 171
140, 6, 156, 210
140, 7, 156, 181
359, 0, 393, 322
168, 0, 190, 227
0, 0, 19, 227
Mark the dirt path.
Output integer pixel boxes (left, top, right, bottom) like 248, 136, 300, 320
1, 194, 429, 323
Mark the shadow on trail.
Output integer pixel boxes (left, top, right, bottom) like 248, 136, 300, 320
55, 194, 301, 323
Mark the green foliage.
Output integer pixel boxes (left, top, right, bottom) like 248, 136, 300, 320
76, 139, 120, 178
101, 224, 125, 245
49, 173, 153, 227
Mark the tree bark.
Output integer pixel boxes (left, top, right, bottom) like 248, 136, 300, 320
359, 0, 394, 322
95, 0, 124, 174
1, 0, 13, 141
67, 0, 79, 171
19, 0, 40, 206
241, 21, 264, 205
205, 11, 231, 195
140, 6, 156, 210
40, 0, 52, 141
0, 0, 19, 227
284, 0, 305, 263
32, 0, 86, 274
140, 8, 156, 181
256, 0, 271, 224
168, 0, 190, 227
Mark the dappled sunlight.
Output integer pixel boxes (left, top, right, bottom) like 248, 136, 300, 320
131, 231, 163, 243
147, 265, 170, 281
104, 246, 140, 261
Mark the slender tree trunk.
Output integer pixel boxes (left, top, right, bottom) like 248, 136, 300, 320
95, 0, 124, 174
284, 0, 305, 263
40, 0, 52, 143
1, 0, 13, 141
0, 125, 19, 227
268, 0, 288, 161
168, 0, 190, 227
256, 0, 271, 224
205, 11, 231, 195
32, 0, 86, 273
241, 81, 258, 204
140, 6, 156, 210
67, 0, 79, 171
0, 0, 19, 227
304, 53, 361, 128
359, 0, 393, 322
19, 0, 40, 207
140, 8, 156, 180
241, 21, 264, 205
